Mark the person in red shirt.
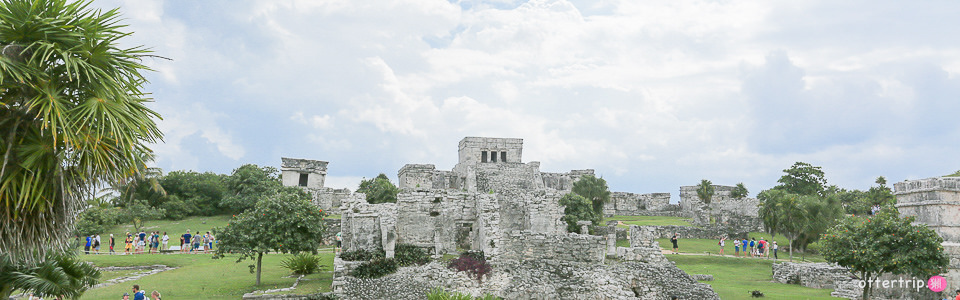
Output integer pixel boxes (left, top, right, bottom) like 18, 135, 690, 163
954, 289, 959, 300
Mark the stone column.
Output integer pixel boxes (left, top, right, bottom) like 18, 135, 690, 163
577, 220, 592, 234
606, 221, 618, 256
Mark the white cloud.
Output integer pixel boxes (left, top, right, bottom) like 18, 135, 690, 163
92, 0, 960, 195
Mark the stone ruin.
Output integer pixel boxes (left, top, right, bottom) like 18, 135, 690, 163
280, 157, 351, 211
679, 184, 763, 232
892, 177, 960, 298
330, 137, 719, 299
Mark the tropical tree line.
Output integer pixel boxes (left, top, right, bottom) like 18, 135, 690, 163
75, 164, 286, 236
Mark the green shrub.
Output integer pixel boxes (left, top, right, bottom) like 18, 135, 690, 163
281, 253, 322, 275
394, 244, 431, 267
339, 248, 385, 261
350, 258, 398, 279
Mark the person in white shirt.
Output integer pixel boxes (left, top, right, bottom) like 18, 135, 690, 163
161, 232, 169, 250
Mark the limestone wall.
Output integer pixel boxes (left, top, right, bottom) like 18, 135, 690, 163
498, 231, 606, 263
604, 192, 672, 216
772, 262, 860, 299
894, 177, 960, 243
311, 187, 350, 211
474, 163, 545, 193
540, 169, 595, 191
339, 198, 397, 253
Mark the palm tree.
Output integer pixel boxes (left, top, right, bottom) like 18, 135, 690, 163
0, 251, 101, 299
696, 179, 715, 204
0, 0, 163, 270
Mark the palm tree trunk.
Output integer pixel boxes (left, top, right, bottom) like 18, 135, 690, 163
256, 252, 263, 286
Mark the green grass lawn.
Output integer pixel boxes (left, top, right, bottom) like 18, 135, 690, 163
603, 215, 693, 228
80, 251, 335, 299
667, 255, 839, 300
657, 233, 825, 262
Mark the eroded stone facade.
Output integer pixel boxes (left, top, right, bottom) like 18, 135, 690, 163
679, 185, 763, 232
894, 177, 960, 298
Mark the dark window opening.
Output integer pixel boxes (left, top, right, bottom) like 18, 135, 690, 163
501, 151, 507, 162
481, 151, 488, 163
298, 173, 309, 187
491, 151, 497, 162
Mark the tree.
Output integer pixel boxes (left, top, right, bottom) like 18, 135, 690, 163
559, 193, 598, 233
220, 165, 281, 213
572, 175, 611, 217
0, 0, 162, 266
820, 209, 949, 300
213, 189, 327, 285
731, 182, 749, 199
161, 170, 228, 215
775, 162, 827, 196
696, 179, 715, 204
836, 176, 896, 215
759, 189, 843, 261
0, 252, 101, 299
758, 189, 805, 261
357, 173, 400, 204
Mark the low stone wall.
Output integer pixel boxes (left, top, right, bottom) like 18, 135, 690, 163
645, 225, 749, 240
499, 231, 605, 263
772, 262, 860, 299
335, 259, 719, 300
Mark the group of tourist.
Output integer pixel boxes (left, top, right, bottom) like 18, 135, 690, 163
121, 284, 161, 300
726, 236, 778, 259
79, 229, 215, 254
178, 230, 216, 253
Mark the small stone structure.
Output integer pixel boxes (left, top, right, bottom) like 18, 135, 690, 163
772, 262, 861, 299
679, 185, 763, 232
280, 157, 352, 211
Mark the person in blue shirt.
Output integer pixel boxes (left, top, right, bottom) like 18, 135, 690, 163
182, 230, 192, 252
132, 284, 145, 300
84, 236, 91, 254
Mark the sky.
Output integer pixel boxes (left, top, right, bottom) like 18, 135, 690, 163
91, 0, 960, 201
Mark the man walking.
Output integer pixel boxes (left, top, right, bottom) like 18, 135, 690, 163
733, 239, 741, 257
182, 230, 192, 253
84, 235, 91, 254
109, 234, 116, 254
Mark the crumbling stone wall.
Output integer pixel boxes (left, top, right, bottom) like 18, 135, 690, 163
616, 225, 669, 264
334, 258, 719, 300
339, 196, 397, 253
772, 262, 860, 299
679, 185, 763, 232
499, 231, 605, 263
311, 187, 351, 211
603, 192, 672, 216
540, 169, 595, 191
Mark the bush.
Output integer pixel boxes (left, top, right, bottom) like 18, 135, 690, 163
159, 195, 197, 220
281, 253, 322, 275
447, 253, 492, 282
339, 248, 385, 261
394, 244, 431, 267
350, 258, 398, 279
750, 290, 764, 297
